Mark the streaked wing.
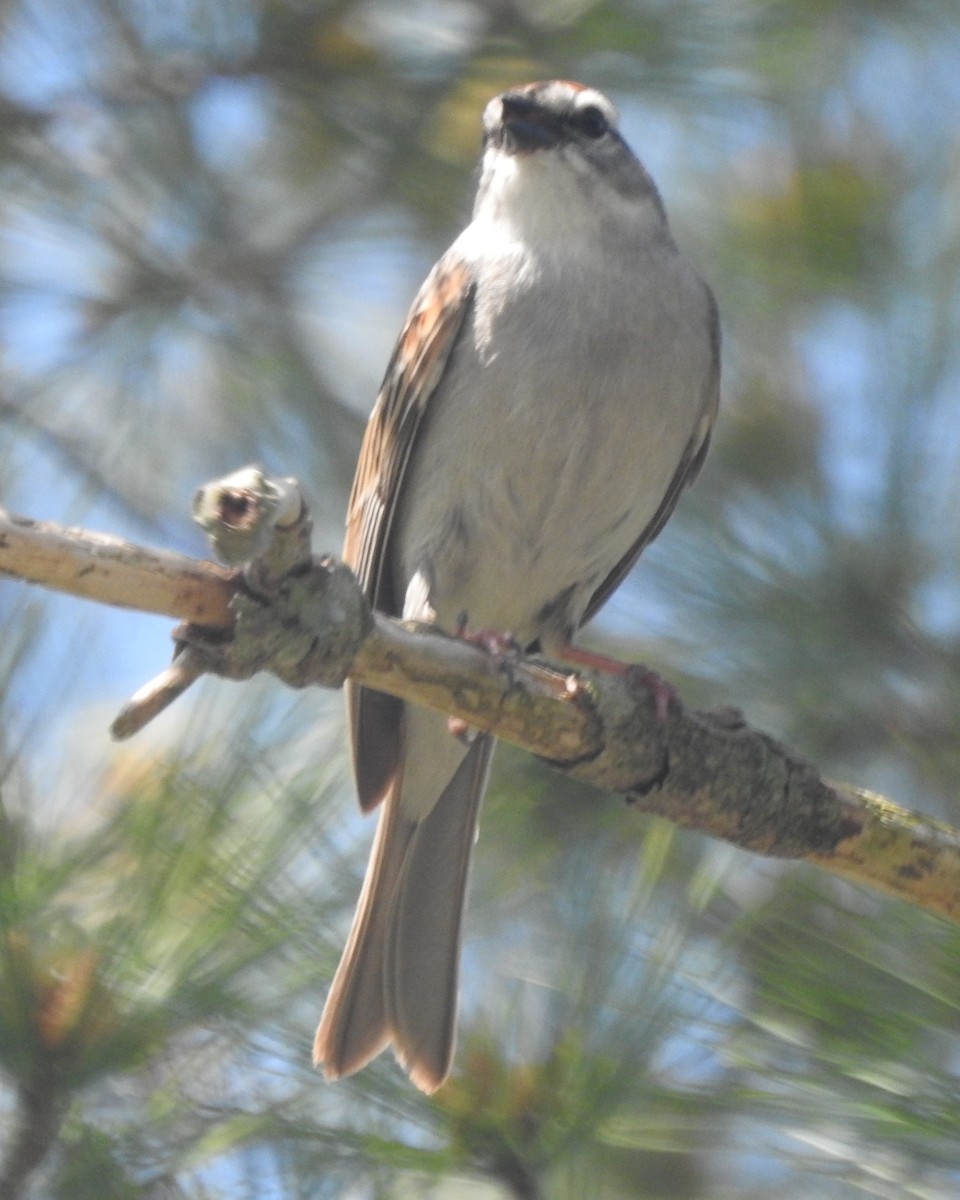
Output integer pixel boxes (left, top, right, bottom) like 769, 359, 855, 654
344, 254, 476, 811
344, 254, 476, 603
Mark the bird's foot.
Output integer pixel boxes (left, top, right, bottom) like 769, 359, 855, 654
447, 617, 521, 740
452, 612, 521, 659
554, 643, 677, 721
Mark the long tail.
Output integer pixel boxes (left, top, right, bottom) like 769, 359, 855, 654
314, 731, 492, 1092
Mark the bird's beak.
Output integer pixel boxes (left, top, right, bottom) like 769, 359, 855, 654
488, 94, 560, 154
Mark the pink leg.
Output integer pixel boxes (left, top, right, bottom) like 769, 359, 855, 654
451, 613, 520, 658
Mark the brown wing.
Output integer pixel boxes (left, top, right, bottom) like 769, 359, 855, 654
582, 290, 720, 628
344, 254, 476, 811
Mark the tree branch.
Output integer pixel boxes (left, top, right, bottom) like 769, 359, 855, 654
0, 507, 235, 626
3, 471, 960, 923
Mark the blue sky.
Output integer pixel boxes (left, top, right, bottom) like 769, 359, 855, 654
4, 4, 960, 1193
4, 0, 960, 776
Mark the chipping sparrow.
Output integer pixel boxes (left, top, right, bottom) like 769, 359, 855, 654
314, 80, 719, 1092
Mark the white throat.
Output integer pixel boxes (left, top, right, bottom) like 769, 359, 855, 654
473, 144, 665, 260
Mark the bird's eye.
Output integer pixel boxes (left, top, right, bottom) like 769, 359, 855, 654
570, 105, 609, 139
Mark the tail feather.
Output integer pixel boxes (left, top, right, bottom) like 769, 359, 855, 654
314, 728, 493, 1091
313, 785, 416, 1079
388, 735, 492, 1090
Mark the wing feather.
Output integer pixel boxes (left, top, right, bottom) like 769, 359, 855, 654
344, 255, 476, 811
583, 288, 720, 627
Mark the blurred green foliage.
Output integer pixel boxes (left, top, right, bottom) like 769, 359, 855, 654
2, 0, 960, 1196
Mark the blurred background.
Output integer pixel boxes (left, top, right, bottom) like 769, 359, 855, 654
2, 1, 960, 1196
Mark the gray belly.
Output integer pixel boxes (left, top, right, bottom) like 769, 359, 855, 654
395, 323, 702, 644
392, 235, 713, 643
